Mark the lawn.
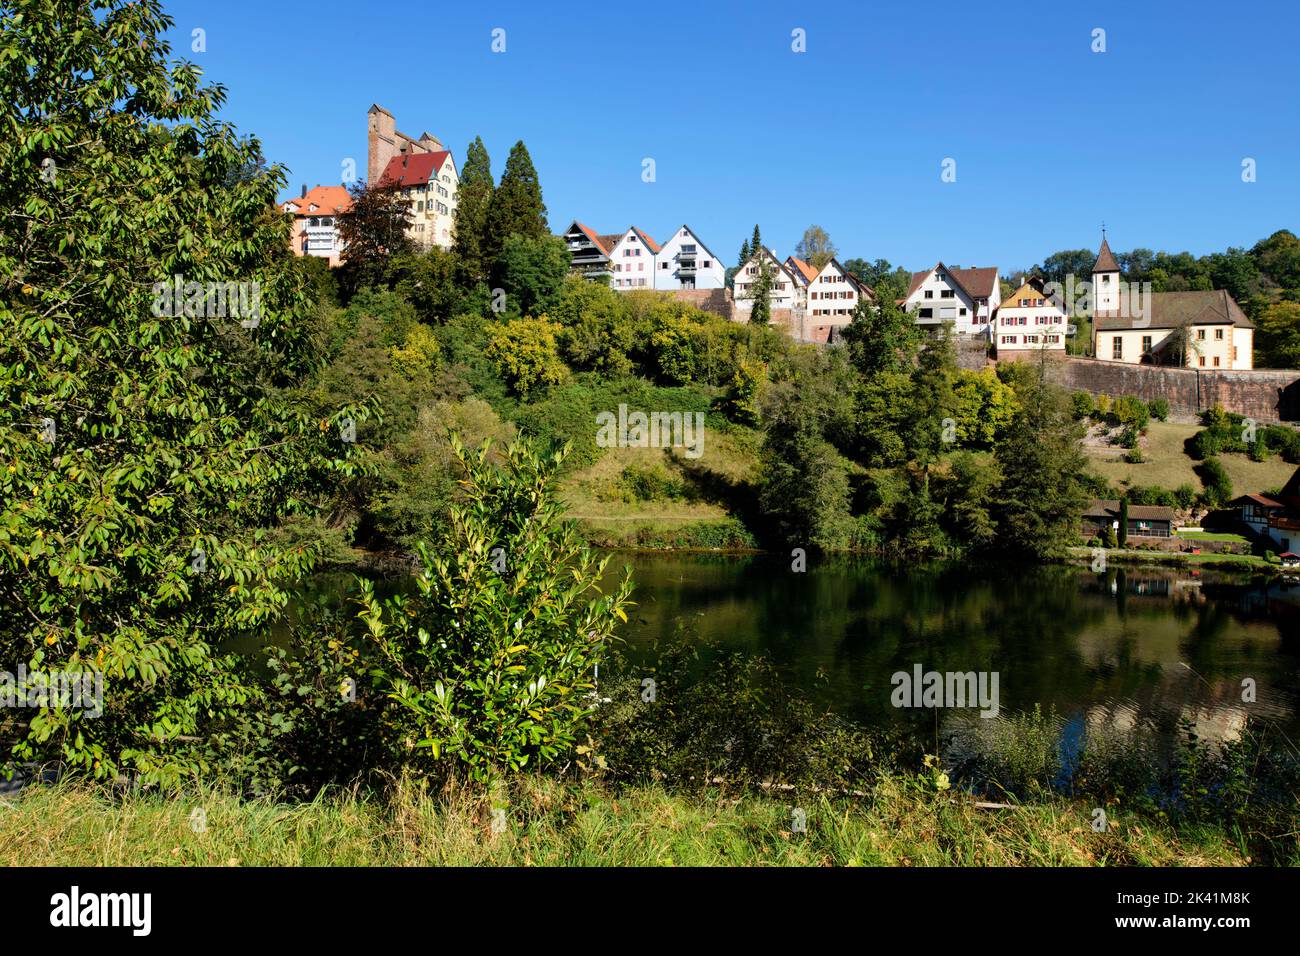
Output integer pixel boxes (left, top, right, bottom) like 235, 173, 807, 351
1086, 421, 1297, 495
1176, 530, 1250, 543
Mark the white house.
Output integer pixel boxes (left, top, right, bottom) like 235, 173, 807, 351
607, 227, 660, 290
903, 263, 1001, 336
994, 277, 1069, 359
654, 225, 725, 290
733, 246, 802, 314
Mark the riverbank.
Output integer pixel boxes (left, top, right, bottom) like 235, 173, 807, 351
0, 777, 1257, 867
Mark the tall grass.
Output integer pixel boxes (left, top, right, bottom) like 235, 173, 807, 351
0, 775, 1252, 867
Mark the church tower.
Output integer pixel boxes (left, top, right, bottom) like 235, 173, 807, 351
1091, 231, 1121, 316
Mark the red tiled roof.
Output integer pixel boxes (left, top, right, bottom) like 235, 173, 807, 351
1235, 493, 1284, 508
573, 221, 616, 255
379, 151, 452, 189
787, 257, 818, 283
282, 185, 351, 216
630, 227, 660, 253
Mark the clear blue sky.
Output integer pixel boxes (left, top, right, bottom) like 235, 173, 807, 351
165, 0, 1298, 274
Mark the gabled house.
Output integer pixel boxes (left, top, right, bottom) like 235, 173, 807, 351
1088, 235, 1254, 368
281, 185, 352, 267
903, 263, 1001, 336
733, 246, 802, 315
378, 150, 459, 250
655, 225, 725, 290
805, 258, 872, 342
606, 227, 660, 290
994, 276, 1069, 359
562, 221, 623, 280
1082, 500, 1176, 539
1233, 466, 1300, 553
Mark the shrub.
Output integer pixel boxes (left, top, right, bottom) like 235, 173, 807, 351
485, 317, 567, 397
356, 437, 633, 783
1150, 397, 1170, 421
1196, 456, 1233, 507
1070, 391, 1095, 420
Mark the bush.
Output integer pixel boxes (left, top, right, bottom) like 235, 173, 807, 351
1150, 397, 1170, 421
485, 317, 567, 397
1196, 456, 1233, 507
355, 437, 633, 783
1070, 391, 1095, 420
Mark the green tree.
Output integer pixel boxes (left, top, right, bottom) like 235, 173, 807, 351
1118, 498, 1129, 547
993, 367, 1089, 557
738, 238, 751, 268
485, 140, 547, 265
338, 177, 415, 299
0, 0, 366, 784
357, 437, 633, 782
490, 233, 570, 318
1256, 301, 1300, 368
750, 224, 763, 258
794, 224, 837, 269
841, 294, 920, 376
452, 136, 494, 287
485, 317, 567, 396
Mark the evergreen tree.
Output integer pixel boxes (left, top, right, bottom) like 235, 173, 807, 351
485, 140, 548, 266
1118, 497, 1129, 547
739, 238, 751, 267
750, 224, 763, 258
994, 365, 1089, 557
453, 136, 494, 287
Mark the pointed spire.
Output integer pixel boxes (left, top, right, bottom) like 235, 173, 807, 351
1093, 232, 1120, 273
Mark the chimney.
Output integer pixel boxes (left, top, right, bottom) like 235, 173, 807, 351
300, 184, 307, 198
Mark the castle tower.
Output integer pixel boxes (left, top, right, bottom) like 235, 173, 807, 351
1091, 231, 1121, 315
367, 104, 397, 184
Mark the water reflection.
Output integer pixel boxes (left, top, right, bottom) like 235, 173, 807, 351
610, 554, 1300, 745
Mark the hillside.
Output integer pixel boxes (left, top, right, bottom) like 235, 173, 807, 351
1085, 421, 1297, 497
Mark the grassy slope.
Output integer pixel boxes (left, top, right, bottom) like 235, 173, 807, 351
560, 426, 763, 547
1085, 422, 1297, 495
0, 778, 1250, 867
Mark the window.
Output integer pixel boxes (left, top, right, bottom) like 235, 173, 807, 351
959, 308, 967, 316
1234, 346, 1239, 361
1214, 356, 1221, 367
924, 290, 933, 299
919, 308, 933, 318
940, 290, 955, 298
660, 262, 668, 269
1142, 335, 1152, 352
1197, 329, 1206, 340
1199, 356, 1206, 367
702, 260, 711, 267
1112, 337, 1123, 359
1215, 328, 1224, 340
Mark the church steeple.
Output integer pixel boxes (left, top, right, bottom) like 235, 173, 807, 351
1092, 230, 1121, 314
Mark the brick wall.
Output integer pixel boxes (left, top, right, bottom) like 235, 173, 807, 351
668, 288, 733, 321
1051, 357, 1300, 422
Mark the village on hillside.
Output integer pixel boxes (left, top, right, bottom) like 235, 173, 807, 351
275, 105, 1300, 565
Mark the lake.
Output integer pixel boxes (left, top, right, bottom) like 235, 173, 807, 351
605, 554, 1300, 747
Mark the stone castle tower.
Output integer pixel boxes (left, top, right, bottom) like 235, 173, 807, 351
366, 104, 445, 184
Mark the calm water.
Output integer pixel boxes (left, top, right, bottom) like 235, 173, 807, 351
291, 554, 1300, 748
604, 554, 1300, 745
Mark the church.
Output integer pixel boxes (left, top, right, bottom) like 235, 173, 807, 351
1089, 235, 1254, 369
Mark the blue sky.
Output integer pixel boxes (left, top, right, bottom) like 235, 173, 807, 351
165, 0, 1298, 274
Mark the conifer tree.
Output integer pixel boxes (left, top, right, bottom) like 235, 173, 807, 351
453, 136, 494, 286
485, 140, 548, 266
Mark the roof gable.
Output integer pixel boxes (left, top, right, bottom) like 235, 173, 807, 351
1093, 237, 1121, 273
